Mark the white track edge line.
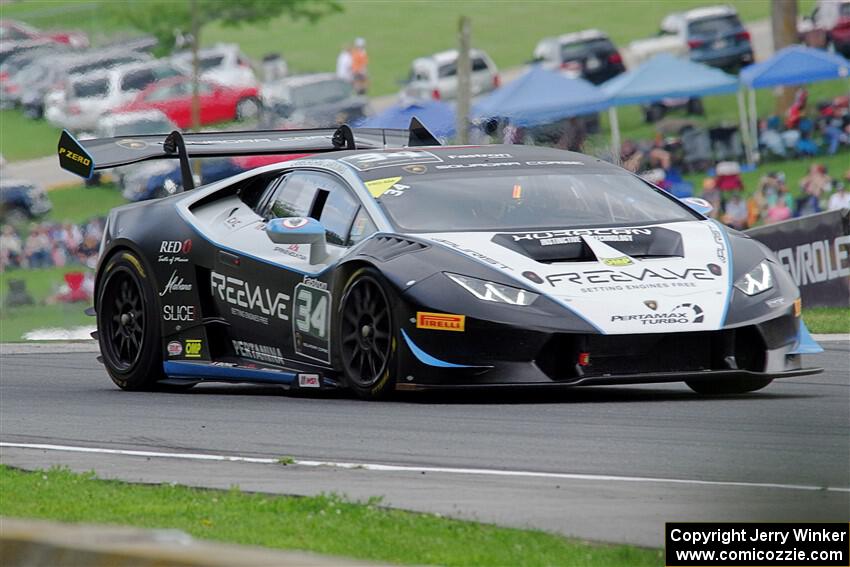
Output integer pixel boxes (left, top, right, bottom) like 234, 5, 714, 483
1, 441, 847, 493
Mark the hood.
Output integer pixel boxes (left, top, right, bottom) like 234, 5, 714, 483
419, 220, 733, 335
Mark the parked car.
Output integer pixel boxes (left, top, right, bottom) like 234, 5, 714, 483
46, 60, 184, 131
629, 5, 753, 71
115, 76, 260, 128
92, 110, 178, 193
800, 0, 850, 57
0, 179, 51, 224
261, 73, 368, 128
172, 43, 257, 88
532, 29, 626, 84
21, 49, 151, 118
399, 48, 499, 102
0, 44, 65, 108
0, 19, 88, 48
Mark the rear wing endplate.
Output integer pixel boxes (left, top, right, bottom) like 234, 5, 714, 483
57, 118, 441, 190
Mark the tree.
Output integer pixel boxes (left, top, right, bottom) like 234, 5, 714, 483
109, 0, 340, 130
771, 0, 798, 115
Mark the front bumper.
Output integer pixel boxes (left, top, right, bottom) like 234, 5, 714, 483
395, 306, 823, 390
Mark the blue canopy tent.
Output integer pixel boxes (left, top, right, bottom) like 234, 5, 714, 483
472, 65, 610, 127
601, 53, 745, 162
356, 101, 456, 139
739, 46, 850, 162
740, 45, 850, 88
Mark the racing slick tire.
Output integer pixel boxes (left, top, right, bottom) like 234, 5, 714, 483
96, 251, 165, 391
236, 97, 261, 121
337, 267, 398, 401
686, 377, 772, 395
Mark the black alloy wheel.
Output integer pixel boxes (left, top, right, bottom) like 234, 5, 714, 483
97, 252, 164, 390
339, 269, 396, 399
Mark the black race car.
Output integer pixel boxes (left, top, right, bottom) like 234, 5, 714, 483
57, 121, 822, 400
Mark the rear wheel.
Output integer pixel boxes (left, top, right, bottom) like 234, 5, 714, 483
686, 377, 772, 395
338, 268, 396, 400
97, 251, 164, 390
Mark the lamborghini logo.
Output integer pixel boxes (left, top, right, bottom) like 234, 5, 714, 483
644, 300, 658, 311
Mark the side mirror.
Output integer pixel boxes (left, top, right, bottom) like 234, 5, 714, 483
681, 197, 713, 216
265, 217, 328, 264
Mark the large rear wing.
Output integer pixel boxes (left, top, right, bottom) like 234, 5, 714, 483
57, 119, 441, 190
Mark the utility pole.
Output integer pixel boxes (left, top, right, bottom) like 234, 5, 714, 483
771, 0, 798, 115
190, 0, 201, 132
456, 16, 471, 144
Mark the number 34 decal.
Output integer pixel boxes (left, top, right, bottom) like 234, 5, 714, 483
293, 284, 331, 363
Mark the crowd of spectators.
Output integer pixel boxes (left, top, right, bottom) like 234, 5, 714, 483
699, 165, 850, 230
0, 218, 104, 272
758, 90, 850, 159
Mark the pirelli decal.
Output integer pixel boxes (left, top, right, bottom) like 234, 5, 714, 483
416, 312, 465, 332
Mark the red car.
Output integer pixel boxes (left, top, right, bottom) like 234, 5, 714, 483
0, 19, 88, 48
116, 76, 261, 129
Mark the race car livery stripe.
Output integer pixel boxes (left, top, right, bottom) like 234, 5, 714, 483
401, 330, 479, 368
710, 219, 734, 327
163, 361, 296, 384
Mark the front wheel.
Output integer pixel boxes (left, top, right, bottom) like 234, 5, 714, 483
686, 377, 772, 395
338, 268, 397, 400
96, 251, 165, 390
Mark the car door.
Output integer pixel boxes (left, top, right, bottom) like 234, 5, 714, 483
214, 168, 374, 368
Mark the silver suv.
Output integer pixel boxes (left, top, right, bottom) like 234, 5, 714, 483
399, 48, 499, 102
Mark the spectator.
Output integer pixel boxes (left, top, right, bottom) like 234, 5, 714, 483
765, 183, 794, 223
828, 181, 850, 211
700, 178, 721, 219
799, 163, 832, 204
0, 225, 23, 269
758, 117, 787, 159
23, 226, 51, 269
351, 37, 369, 95
785, 88, 808, 130
335, 43, 353, 83
722, 191, 748, 229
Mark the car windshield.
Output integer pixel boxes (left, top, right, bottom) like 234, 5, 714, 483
199, 55, 224, 71
290, 79, 352, 106
375, 171, 696, 232
560, 38, 614, 60
688, 15, 741, 36
72, 77, 109, 98
112, 119, 174, 136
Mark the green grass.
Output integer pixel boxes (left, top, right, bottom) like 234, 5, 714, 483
0, 110, 62, 161
0, 0, 816, 97
804, 307, 850, 334
46, 183, 127, 224
0, 266, 93, 341
0, 465, 662, 567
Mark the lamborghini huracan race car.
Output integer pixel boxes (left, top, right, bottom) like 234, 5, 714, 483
57, 122, 822, 400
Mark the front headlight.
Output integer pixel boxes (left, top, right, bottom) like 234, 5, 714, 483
446, 273, 538, 306
734, 261, 773, 296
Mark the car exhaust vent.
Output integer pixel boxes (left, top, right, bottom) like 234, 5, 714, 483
362, 235, 428, 261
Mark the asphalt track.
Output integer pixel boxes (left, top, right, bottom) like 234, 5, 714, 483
1, 340, 848, 547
